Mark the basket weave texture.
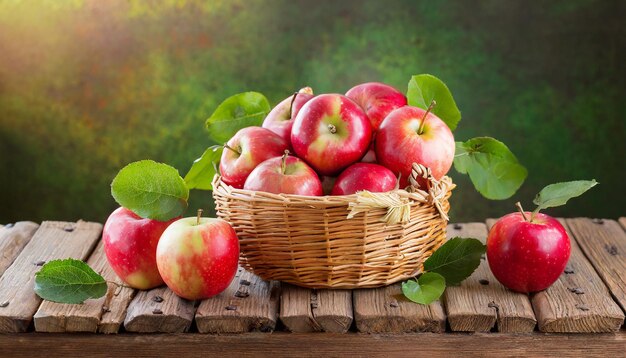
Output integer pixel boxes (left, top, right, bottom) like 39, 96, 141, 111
212, 164, 454, 289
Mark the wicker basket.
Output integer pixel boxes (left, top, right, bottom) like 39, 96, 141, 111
212, 163, 454, 289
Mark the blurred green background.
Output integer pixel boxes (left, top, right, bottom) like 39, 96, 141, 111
0, 0, 624, 224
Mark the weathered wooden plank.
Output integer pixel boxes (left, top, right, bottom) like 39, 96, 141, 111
279, 284, 353, 333
444, 223, 536, 332
486, 218, 624, 332
353, 283, 445, 333
566, 218, 626, 313
0, 222, 39, 277
2, 332, 626, 358
33, 240, 136, 333
123, 287, 195, 333
311, 289, 353, 333
0, 221, 101, 333
618, 217, 626, 230
195, 267, 280, 333
279, 284, 321, 332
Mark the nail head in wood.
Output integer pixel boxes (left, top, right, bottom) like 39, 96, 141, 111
152, 309, 163, 315
239, 279, 251, 286
592, 218, 604, 224
0, 301, 9, 308
152, 296, 164, 303
234, 290, 249, 298
225, 305, 237, 311
575, 304, 590, 311
453, 223, 463, 230
33, 260, 46, 266
63, 225, 75, 232
564, 267, 575, 274
568, 287, 585, 295
479, 279, 489, 285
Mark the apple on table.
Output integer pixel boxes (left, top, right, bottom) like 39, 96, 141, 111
103, 207, 179, 290
156, 210, 240, 300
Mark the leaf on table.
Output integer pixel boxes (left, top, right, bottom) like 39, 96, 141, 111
34, 259, 107, 304
111, 160, 189, 221
184, 145, 224, 190
454, 137, 527, 200
407, 74, 461, 131
402, 272, 446, 305
205, 91, 271, 143
533, 180, 598, 212
424, 237, 486, 286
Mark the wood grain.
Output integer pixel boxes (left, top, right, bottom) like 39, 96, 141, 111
353, 282, 445, 333
0, 221, 39, 277
618, 217, 626, 230
123, 287, 195, 333
279, 284, 321, 332
33, 240, 136, 333
486, 218, 624, 332
566, 218, 626, 313
3, 332, 624, 357
445, 223, 536, 332
0, 221, 101, 333
195, 267, 280, 333
279, 285, 353, 333
311, 289, 353, 333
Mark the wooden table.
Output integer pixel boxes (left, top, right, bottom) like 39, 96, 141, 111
0, 217, 625, 357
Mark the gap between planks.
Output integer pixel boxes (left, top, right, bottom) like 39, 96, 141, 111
0, 221, 102, 333
33, 239, 136, 333
280, 284, 353, 333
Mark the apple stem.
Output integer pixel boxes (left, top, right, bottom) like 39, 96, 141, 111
417, 100, 437, 135
223, 143, 241, 156
196, 208, 203, 225
328, 124, 337, 134
281, 150, 290, 175
516, 202, 530, 222
288, 91, 298, 119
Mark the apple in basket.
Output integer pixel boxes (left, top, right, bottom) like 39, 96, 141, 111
220, 126, 289, 189
331, 163, 397, 195
244, 151, 323, 196
345, 82, 407, 131
103, 207, 178, 289
262, 87, 315, 144
156, 210, 239, 300
376, 104, 455, 188
291, 94, 372, 176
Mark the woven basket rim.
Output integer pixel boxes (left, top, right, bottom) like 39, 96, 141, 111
211, 173, 455, 206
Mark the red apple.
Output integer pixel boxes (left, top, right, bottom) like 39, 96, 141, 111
345, 82, 407, 131
219, 126, 289, 189
243, 152, 323, 196
487, 211, 571, 293
331, 163, 397, 195
156, 213, 239, 300
291, 94, 372, 176
103, 207, 178, 289
262, 87, 314, 144
376, 106, 455, 187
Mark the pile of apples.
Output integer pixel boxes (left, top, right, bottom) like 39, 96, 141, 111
220, 82, 455, 195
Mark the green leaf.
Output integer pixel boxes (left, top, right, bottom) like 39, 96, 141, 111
205, 92, 271, 143
533, 180, 598, 212
111, 160, 189, 221
407, 74, 461, 131
184, 145, 224, 190
424, 237, 486, 286
34, 259, 107, 304
402, 272, 446, 305
454, 137, 527, 200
